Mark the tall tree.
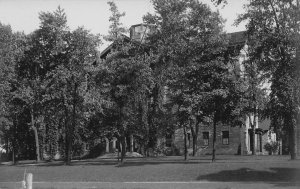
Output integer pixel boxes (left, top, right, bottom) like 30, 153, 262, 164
99, 48, 153, 163
0, 23, 16, 154
16, 7, 101, 164
104, 0, 127, 42
236, 0, 300, 159
12, 78, 45, 161
0, 22, 27, 163
15, 6, 70, 162
144, 0, 241, 159
45, 26, 100, 165
238, 43, 270, 155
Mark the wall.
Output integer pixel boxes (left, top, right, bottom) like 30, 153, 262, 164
173, 124, 241, 155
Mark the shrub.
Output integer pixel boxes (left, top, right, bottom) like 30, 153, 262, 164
264, 141, 279, 155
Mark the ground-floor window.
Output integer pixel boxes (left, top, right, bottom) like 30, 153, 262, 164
222, 131, 229, 145
203, 132, 209, 146
166, 133, 172, 147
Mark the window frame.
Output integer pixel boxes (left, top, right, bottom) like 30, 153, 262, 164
222, 131, 229, 145
203, 132, 209, 146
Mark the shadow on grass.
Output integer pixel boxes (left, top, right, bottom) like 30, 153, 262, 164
112, 160, 206, 167
33, 159, 206, 167
197, 167, 300, 187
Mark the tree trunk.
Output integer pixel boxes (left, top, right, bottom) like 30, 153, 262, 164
183, 125, 188, 160
65, 82, 77, 165
212, 115, 217, 162
5, 137, 9, 157
192, 135, 197, 156
117, 150, 120, 162
32, 126, 40, 162
130, 135, 134, 153
120, 136, 126, 164
30, 108, 40, 162
252, 125, 256, 155
190, 127, 197, 156
194, 117, 200, 156
66, 129, 72, 165
12, 147, 16, 165
290, 115, 298, 160
279, 138, 282, 155
64, 105, 71, 165
290, 125, 297, 159
297, 112, 300, 157
12, 138, 16, 165
65, 121, 72, 165
249, 114, 257, 155
12, 118, 17, 165
116, 138, 120, 162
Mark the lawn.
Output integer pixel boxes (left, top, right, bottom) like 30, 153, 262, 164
0, 155, 300, 188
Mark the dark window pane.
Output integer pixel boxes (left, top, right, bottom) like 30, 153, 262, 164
203, 132, 209, 146
222, 131, 229, 145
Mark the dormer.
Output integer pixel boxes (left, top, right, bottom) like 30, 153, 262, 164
129, 24, 156, 43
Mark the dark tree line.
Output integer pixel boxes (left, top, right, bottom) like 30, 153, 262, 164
1, 0, 299, 165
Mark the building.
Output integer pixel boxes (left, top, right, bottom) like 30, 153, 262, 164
100, 24, 276, 156
170, 118, 276, 156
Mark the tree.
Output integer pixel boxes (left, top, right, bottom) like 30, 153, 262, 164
98, 48, 153, 163
167, 91, 192, 160
211, 0, 227, 5
236, 0, 300, 159
238, 42, 270, 155
15, 7, 101, 164
0, 22, 27, 163
14, 6, 70, 162
44, 26, 100, 165
0, 23, 16, 158
104, 1, 127, 42
12, 79, 46, 161
144, 0, 240, 160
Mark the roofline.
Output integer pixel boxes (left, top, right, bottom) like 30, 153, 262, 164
129, 23, 156, 29
100, 43, 113, 58
100, 34, 131, 58
100, 31, 247, 58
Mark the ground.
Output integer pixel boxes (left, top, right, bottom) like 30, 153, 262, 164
0, 155, 300, 189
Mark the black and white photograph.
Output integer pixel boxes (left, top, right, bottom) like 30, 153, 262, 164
0, 0, 300, 188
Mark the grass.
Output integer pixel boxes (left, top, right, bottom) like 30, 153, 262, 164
0, 155, 300, 188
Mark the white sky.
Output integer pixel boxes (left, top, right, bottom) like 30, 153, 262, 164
0, 0, 247, 50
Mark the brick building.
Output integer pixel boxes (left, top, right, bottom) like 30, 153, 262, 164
100, 24, 277, 156
165, 31, 277, 156
170, 118, 276, 156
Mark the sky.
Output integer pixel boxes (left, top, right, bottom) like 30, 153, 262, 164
0, 0, 247, 50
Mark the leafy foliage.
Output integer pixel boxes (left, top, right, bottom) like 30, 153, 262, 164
144, 0, 243, 160
104, 1, 127, 42
236, 0, 300, 159
264, 141, 279, 154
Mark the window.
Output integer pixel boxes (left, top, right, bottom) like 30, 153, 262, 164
165, 133, 172, 147
203, 132, 209, 146
222, 131, 229, 145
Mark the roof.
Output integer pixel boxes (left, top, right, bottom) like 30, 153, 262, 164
248, 118, 271, 134
248, 128, 269, 134
129, 23, 156, 29
99, 34, 131, 59
99, 30, 247, 59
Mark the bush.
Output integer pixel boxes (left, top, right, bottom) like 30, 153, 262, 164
81, 142, 106, 159
264, 141, 279, 155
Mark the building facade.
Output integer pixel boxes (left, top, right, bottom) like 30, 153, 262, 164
171, 118, 276, 156
100, 24, 277, 156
